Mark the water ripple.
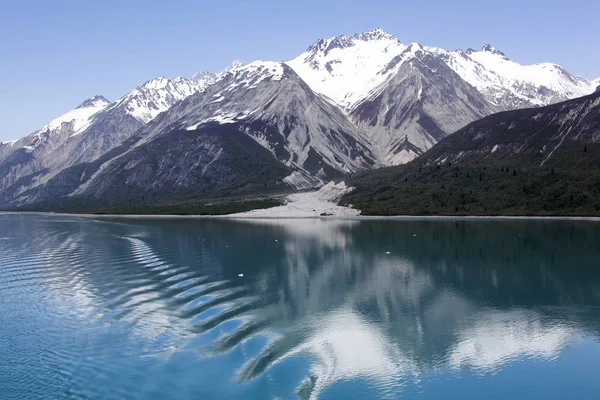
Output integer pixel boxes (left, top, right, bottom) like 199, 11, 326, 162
2, 214, 600, 399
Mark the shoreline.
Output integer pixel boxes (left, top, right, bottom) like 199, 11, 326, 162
3, 211, 600, 222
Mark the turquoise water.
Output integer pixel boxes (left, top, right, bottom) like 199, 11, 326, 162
1, 214, 600, 399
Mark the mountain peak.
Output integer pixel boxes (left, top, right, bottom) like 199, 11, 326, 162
141, 76, 171, 90
481, 44, 506, 57
394, 43, 426, 62
191, 71, 215, 82
406, 42, 424, 52
304, 28, 399, 56
231, 61, 285, 80
76, 95, 110, 109
354, 28, 398, 42
221, 60, 245, 75
465, 44, 508, 59
306, 36, 354, 55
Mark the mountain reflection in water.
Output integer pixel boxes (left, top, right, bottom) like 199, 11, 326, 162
1, 214, 599, 399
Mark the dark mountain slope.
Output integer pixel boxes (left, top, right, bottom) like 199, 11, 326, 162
342, 91, 600, 216
11, 124, 291, 211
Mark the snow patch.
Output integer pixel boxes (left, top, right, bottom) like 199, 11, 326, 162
41, 97, 110, 137
220, 61, 285, 92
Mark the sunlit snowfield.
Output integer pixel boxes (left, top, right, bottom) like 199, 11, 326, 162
1, 213, 600, 399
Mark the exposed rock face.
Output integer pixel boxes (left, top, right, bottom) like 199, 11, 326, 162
350, 48, 499, 164
8, 62, 377, 206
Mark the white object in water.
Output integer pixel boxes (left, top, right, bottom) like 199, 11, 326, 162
385, 251, 391, 255
238, 273, 244, 277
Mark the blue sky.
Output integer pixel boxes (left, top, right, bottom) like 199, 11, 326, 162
1, 0, 599, 142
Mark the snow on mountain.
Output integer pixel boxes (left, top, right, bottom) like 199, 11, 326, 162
459, 45, 594, 107
287, 29, 595, 113
191, 71, 217, 82
432, 49, 536, 109
0, 68, 225, 203
2, 29, 597, 208
24, 61, 378, 204
285, 28, 407, 107
41, 95, 111, 138
85, 59, 377, 197
110, 75, 216, 123
0, 94, 110, 194
3, 71, 219, 160
105, 63, 251, 124
3, 94, 112, 156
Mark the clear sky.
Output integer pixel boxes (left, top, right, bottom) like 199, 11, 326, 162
1, 0, 598, 142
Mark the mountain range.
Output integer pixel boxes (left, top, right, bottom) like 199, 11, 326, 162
342, 89, 600, 216
0, 28, 597, 211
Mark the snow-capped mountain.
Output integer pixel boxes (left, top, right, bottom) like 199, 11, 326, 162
97, 61, 376, 191
1, 96, 110, 160
11, 60, 381, 206
172, 61, 376, 178
1, 28, 597, 210
20, 95, 111, 149
287, 29, 595, 113
284, 29, 595, 164
448, 45, 594, 109
286, 28, 407, 107
111, 74, 217, 123
42, 95, 112, 137
0, 95, 111, 191
0, 69, 223, 202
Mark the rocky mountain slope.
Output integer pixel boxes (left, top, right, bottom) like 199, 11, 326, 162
143, 62, 377, 181
418, 90, 600, 167
349, 44, 499, 164
10, 61, 377, 207
342, 90, 600, 216
0, 72, 218, 203
285, 29, 595, 164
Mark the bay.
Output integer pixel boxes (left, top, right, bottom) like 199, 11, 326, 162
1, 213, 599, 399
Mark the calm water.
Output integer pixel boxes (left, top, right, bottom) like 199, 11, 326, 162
1, 214, 600, 399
